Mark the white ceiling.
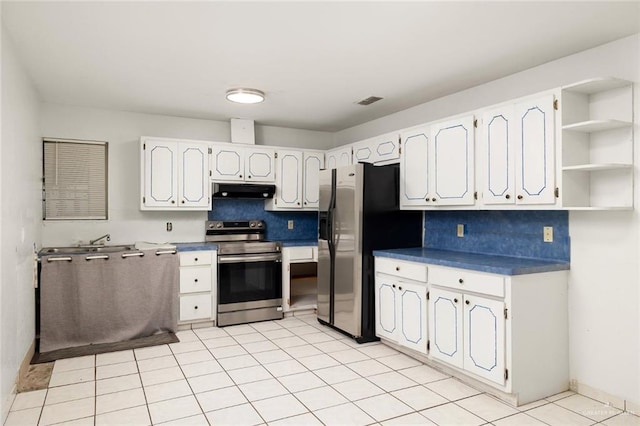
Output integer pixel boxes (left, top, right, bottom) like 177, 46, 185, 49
2, 1, 639, 132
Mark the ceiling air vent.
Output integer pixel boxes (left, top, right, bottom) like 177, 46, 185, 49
356, 96, 383, 106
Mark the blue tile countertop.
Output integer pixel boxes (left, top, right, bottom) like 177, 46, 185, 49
173, 242, 219, 252
373, 248, 570, 276
281, 240, 318, 247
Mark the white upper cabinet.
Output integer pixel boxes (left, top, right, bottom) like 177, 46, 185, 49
303, 151, 324, 209
211, 144, 275, 183
141, 137, 211, 211
353, 133, 400, 164
325, 146, 352, 169
266, 149, 325, 211
483, 105, 516, 205
513, 94, 556, 205
431, 115, 476, 206
400, 125, 430, 208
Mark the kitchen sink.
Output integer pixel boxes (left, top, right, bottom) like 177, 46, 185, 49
41, 245, 135, 255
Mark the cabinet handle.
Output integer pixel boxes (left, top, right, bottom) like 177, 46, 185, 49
425, 197, 430, 202
432, 198, 437, 202
395, 266, 400, 271
194, 279, 198, 283
465, 300, 470, 305
517, 195, 523, 200
304, 202, 307, 205
171, 200, 175, 204
194, 306, 198, 310
505, 194, 511, 200
392, 284, 396, 288
399, 286, 403, 291
194, 258, 198, 262
458, 278, 464, 284
454, 298, 458, 303
297, 202, 300, 205
248, 175, 252, 179
181, 200, 185, 204
239, 174, 243, 178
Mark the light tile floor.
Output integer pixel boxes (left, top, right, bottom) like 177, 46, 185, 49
5, 313, 639, 426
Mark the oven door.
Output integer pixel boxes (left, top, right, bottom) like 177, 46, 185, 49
217, 253, 282, 311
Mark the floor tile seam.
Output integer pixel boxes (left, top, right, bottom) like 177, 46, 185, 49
549, 400, 622, 423
8, 388, 49, 413
529, 400, 600, 424
124, 356, 153, 426
170, 351, 209, 422
47, 414, 95, 426
517, 400, 551, 413
39, 395, 95, 425
451, 396, 519, 423
228, 380, 276, 425
95, 400, 147, 417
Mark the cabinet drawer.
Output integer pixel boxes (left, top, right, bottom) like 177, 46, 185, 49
180, 251, 213, 266
429, 266, 504, 298
376, 257, 427, 282
288, 246, 316, 262
179, 294, 212, 321
179, 266, 212, 294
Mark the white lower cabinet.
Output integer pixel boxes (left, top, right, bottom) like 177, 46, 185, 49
282, 246, 318, 312
179, 250, 217, 325
375, 256, 569, 406
375, 258, 428, 354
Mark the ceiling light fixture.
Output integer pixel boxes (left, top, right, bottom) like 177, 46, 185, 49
226, 88, 265, 104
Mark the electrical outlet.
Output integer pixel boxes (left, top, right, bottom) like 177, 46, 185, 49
457, 224, 465, 238
166, 222, 172, 232
543, 226, 553, 242
288, 220, 294, 230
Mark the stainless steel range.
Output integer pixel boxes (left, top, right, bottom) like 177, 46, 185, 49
206, 220, 283, 326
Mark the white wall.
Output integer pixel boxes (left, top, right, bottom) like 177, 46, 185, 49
40, 105, 332, 246
0, 27, 42, 421
335, 34, 640, 405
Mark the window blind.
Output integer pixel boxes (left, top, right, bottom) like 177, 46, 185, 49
43, 139, 108, 220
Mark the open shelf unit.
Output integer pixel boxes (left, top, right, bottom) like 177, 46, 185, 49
561, 77, 634, 210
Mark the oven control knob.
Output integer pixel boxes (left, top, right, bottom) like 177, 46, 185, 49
250, 222, 256, 228
216, 223, 222, 228
208, 223, 214, 229
257, 222, 263, 228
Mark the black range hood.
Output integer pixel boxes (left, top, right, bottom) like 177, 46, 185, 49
212, 183, 276, 199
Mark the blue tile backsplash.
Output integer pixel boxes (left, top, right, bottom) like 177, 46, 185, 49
424, 210, 570, 262
208, 199, 318, 241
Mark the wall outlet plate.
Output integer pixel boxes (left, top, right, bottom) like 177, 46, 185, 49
288, 220, 294, 230
457, 224, 465, 238
543, 226, 553, 242
166, 222, 173, 232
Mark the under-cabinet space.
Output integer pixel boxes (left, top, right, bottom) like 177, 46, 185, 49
289, 262, 317, 310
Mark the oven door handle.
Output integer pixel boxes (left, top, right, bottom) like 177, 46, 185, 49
218, 253, 282, 264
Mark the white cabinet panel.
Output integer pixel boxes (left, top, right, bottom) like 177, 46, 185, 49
429, 287, 464, 368
398, 281, 428, 353
400, 127, 430, 207
276, 150, 303, 209
514, 94, 556, 205
431, 115, 475, 206
353, 133, 400, 164
303, 152, 323, 208
179, 294, 212, 322
141, 138, 211, 210
211, 146, 245, 181
179, 143, 210, 208
483, 106, 516, 205
463, 295, 505, 385
246, 147, 276, 182
179, 267, 212, 294
325, 146, 352, 169
375, 278, 398, 341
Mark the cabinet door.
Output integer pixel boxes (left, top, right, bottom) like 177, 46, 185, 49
400, 126, 430, 207
326, 146, 352, 169
372, 133, 400, 163
375, 277, 398, 341
514, 94, 556, 205
246, 147, 276, 182
483, 106, 516, 205
143, 139, 178, 207
178, 143, 210, 208
431, 115, 475, 206
429, 287, 463, 368
397, 282, 428, 354
353, 140, 375, 164
303, 152, 324, 209
211, 145, 244, 181
275, 150, 303, 209
463, 295, 505, 385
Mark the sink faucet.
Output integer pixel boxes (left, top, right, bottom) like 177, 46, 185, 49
89, 234, 111, 245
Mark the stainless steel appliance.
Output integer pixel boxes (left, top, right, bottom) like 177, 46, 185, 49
318, 163, 423, 342
206, 220, 283, 326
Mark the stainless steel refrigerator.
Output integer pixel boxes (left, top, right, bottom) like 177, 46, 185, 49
317, 163, 423, 342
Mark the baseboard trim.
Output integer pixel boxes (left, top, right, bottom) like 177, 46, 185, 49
571, 380, 639, 414
2, 340, 35, 423
17, 340, 36, 390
